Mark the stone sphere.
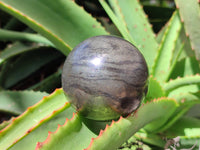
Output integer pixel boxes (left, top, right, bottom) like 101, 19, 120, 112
62, 35, 148, 121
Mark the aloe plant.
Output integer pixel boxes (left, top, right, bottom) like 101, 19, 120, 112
0, 0, 200, 149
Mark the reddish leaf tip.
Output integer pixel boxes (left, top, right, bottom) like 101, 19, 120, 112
35, 131, 53, 149
85, 137, 95, 150
35, 142, 44, 150
57, 124, 61, 128
99, 130, 104, 137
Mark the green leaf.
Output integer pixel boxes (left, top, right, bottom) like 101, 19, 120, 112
0, 48, 62, 88
172, 92, 200, 104
151, 11, 182, 82
28, 69, 62, 93
3, 17, 25, 30
134, 131, 166, 148
175, 0, 200, 61
145, 76, 165, 102
0, 117, 14, 131
164, 74, 200, 94
0, 29, 53, 46
186, 105, 200, 119
0, 42, 48, 65
99, 0, 134, 44
166, 57, 200, 97
0, 90, 48, 115
179, 136, 200, 150
173, 27, 194, 60
158, 92, 200, 133
169, 56, 200, 79
157, 103, 195, 133
156, 23, 168, 44
115, 0, 158, 68
0, 89, 69, 150
9, 97, 177, 150
105, 0, 158, 71
35, 113, 96, 150
164, 116, 200, 137
10, 105, 76, 150
144, 98, 177, 133
86, 98, 177, 150
165, 42, 184, 81
0, 0, 108, 55
168, 85, 200, 99
185, 91, 200, 118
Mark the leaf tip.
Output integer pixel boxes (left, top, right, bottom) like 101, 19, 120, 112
35, 142, 44, 150
35, 131, 52, 150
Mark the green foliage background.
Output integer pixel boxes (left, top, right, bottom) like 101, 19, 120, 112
0, 0, 200, 149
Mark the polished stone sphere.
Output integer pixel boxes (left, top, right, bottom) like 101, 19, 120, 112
62, 35, 148, 121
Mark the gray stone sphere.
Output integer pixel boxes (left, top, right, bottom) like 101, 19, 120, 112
62, 35, 148, 121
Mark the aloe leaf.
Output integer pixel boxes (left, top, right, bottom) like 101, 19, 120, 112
0, 117, 14, 130
28, 69, 62, 93
164, 74, 200, 94
0, 0, 108, 55
34, 113, 111, 149
175, 0, 200, 61
164, 116, 200, 138
0, 48, 62, 88
0, 42, 42, 65
0, 90, 48, 115
184, 91, 200, 118
0, 29, 53, 46
169, 56, 200, 79
158, 92, 200, 133
173, 27, 195, 62
166, 57, 200, 97
176, 28, 194, 59
162, 23, 195, 69
134, 131, 166, 148
144, 98, 177, 133
13, 98, 177, 150
165, 42, 184, 81
173, 92, 200, 104
107, 0, 127, 29
10, 105, 76, 150
179, 136, 200, 149
107, 0, 158, 71
186, 104, 200, 118
156, 23, 168, 44
152, 11, 182, 82
3, 17, 25, 30
0, 89, 69, 150
145, 76, 165, 102
98, 17, 121, 36
35, 113, 97, 150
99, 0, 134, 44
169, 86, 200, 100
156, 103, 195, 133
86, 99, 177, 150
116, 0, 158, 64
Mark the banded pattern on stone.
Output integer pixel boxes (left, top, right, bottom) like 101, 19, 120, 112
62, 35, 148, 120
